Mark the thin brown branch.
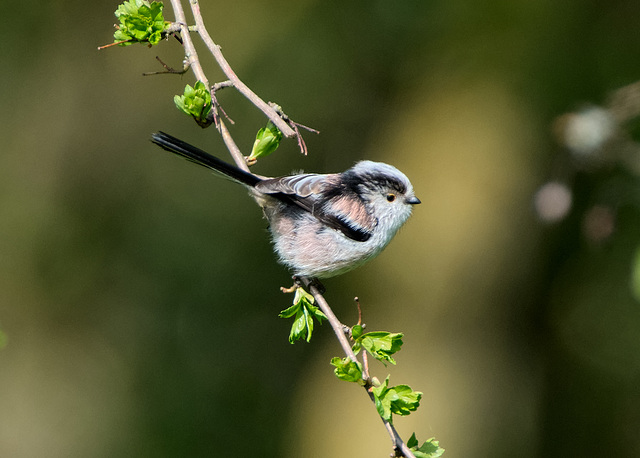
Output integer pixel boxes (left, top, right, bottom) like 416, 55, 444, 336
188, 0, 296, 139
303, 280, 416, 458
168, 0, 207, 85
211, 81, 236, 126
167, 0, 250, 172
142, 55, 189, 76
269, 103, 319, 156
98, 39, 131, 50
218, 119, 248, 172
306, 281, 359, 363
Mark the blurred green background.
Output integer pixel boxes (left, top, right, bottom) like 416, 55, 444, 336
2, 1, 640, 457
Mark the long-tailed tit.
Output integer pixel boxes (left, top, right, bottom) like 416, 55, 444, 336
151, 132, 420, 279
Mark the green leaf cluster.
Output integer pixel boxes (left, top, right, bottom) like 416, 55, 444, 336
352, 331, 403, 365
279, 287, 326, 343
174, 82, 213, 127
407, 433, 445, 458
330, 357, 364, 384
113, 0, 167, 46
371, 376, 422, 422
248, 121, 283, 164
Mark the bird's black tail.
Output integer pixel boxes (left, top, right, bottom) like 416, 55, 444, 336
151, 131, 261, 187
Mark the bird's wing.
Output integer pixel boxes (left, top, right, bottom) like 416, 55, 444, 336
254, 173, 339, 197
256, 174, 375, 242
151, 133, 373, 241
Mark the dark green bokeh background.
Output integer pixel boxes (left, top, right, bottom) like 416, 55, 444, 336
2, 1, 640, 457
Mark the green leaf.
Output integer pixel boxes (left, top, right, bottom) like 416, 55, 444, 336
330, 357, 364, 383
302, 305, 314, 341
351, 324, 364, 340
247, 121, 283, 163
293, 287, 314, 309
388, 384, 422, 416
372, 375, 392, 420
174, 81, 213, 127
354, 331, 404, 365
290, 310, 308, 343
409, 433, 445, 458
407, 432, 419, 449
113, 0, 167, 46
279, 286, 326, 343
278, 302, 300, 319
371, 376, 422, 422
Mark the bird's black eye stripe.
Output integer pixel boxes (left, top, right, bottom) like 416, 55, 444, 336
365, 175, 407, 195
343, 170, 407, 195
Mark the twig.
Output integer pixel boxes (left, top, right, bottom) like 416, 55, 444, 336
167, 0, 250, 172
168, 0, 207, 86
218, 119, 247, 171
354, 298, 372, 380
188, 0, 296, 139
302, 279, 416, 458
211, 81, 236, 126
97, 39, 130, 49
304, 280, 358, 363
270, 103, 320, 156
142, 55, 189, 75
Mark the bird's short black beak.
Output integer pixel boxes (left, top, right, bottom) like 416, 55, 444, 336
406, 196, 421, 205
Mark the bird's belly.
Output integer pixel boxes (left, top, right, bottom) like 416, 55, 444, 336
271, 217, 383, 278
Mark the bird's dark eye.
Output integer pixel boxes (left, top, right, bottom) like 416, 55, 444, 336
386, 193, 396, 202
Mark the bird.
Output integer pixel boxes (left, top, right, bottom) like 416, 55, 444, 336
151, 131, 420, 279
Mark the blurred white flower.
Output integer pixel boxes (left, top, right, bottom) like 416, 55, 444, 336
534, 181, 573, 222
561, 107, 617, 158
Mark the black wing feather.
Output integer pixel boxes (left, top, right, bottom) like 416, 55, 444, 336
151, 131, 261, 187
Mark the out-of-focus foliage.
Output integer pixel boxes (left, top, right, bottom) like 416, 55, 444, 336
632, 248, 640, 302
